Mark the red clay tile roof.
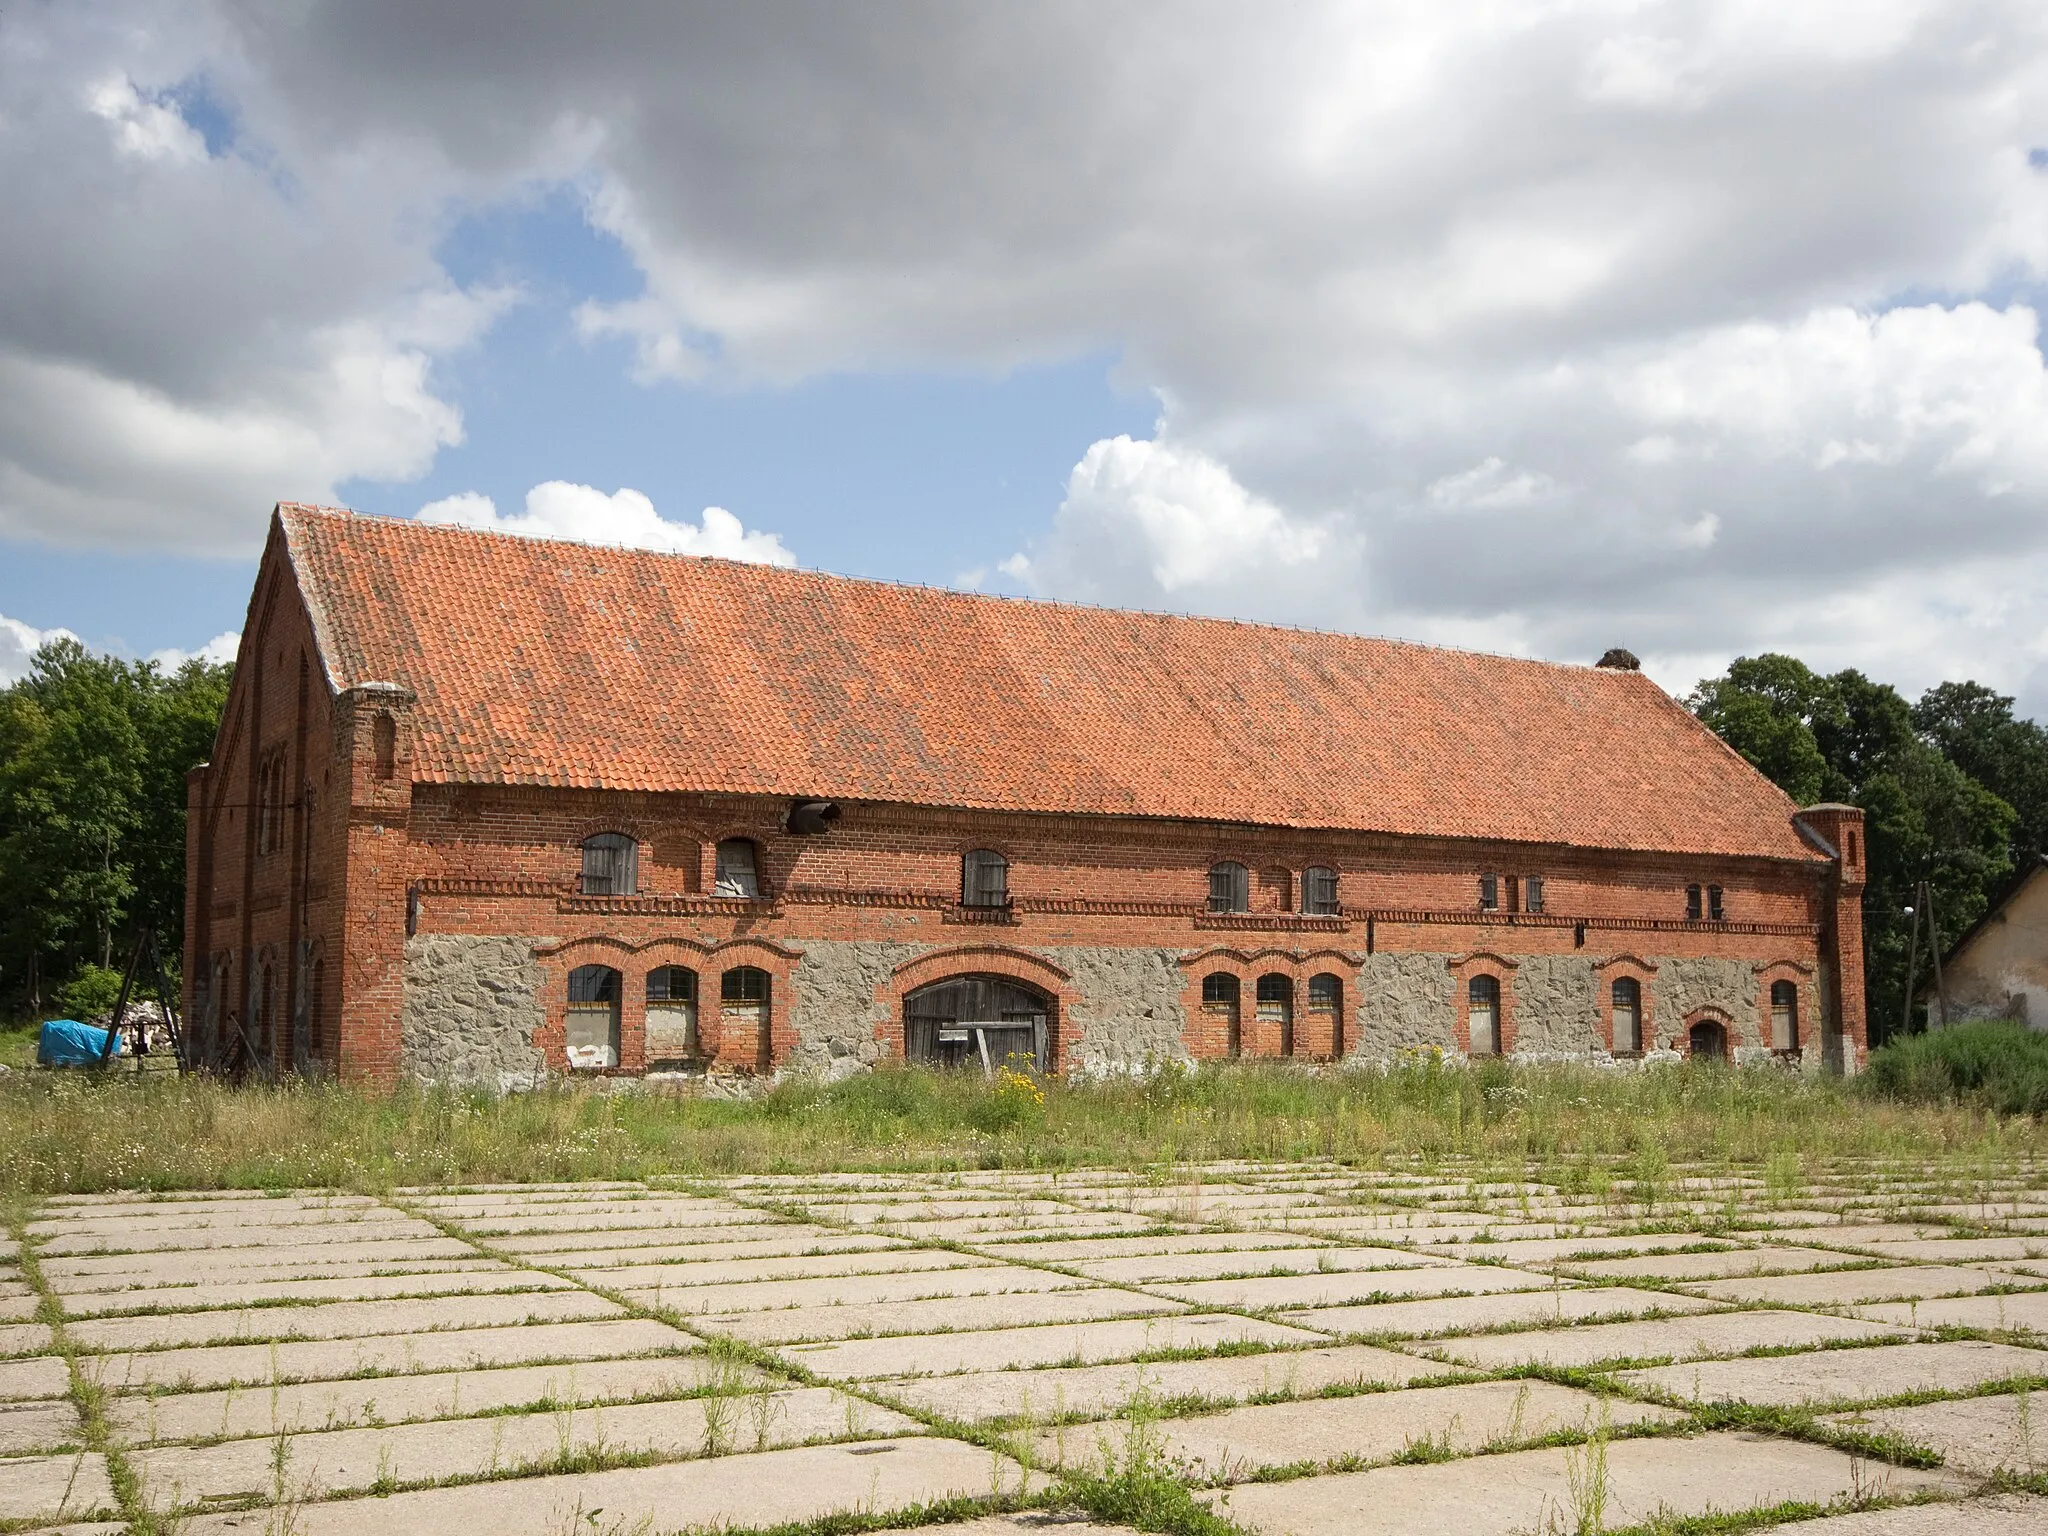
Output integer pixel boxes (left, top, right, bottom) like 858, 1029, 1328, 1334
280, 504, 1816, 861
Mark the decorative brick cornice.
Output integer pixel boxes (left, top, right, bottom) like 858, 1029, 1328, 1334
1193, 912, 1349, 933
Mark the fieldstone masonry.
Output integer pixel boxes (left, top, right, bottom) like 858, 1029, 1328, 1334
1350, 954, 1459, 1060
1654, 957, 1766, 1053
1042, 946, 1190, 1070
1511, 955, 1604, 1059
786, 939, 924, 1073
401, 935, 548, 1092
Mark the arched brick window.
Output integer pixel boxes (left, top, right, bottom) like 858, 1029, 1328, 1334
1256, 974, 1294, 1055
566, 964, 622, 1069
721, 966, 772, 1071
1689, 1017, 1728, 1060
1612, 976, 1643, 1055
580, 833, 638, 896
715, 838, 761, 899
1468, 974, 1501, 1056
1208, 862, 1250, 914
1201, 972, 1242, 1056
1770, 981, 1799, 1052
1308, 972, 1343, 1055
647, 966, 700, 1064
962, 849, 1009, 907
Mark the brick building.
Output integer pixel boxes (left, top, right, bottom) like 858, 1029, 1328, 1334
183, 504, 1868, 1087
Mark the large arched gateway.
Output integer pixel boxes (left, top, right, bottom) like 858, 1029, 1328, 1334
904, 974, 1052, 1073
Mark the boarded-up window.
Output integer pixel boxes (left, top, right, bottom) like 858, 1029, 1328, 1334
903, 973, 1050, 1074
1686, 884, 1703, 920
580, 834, 638, 896
1479, 873, 1499, 911
721, 966, 771, 1071
1524, 876, 1545, 914
646, 966, 700, 1062
1468, 974, 1500, 1056
962, 849, 1009, 907
1612, 976, 1642, 1054
1708, 884, 1725, 921
1771, 980, 1798, 1051
1208, 862, 1250, 913
1201, 972, 1241, 1057
1303, 866, 1339, 915
566, 964, 621, 1070
1257, 973, 1294, 1055
714, 839, 761, 899
372, 713, 396, 780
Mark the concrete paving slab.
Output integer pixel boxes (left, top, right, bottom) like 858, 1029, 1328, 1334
34, 1220, 440, 1256
0, 1324, 54, 1358
879, 1213, 1161, 1241
1067, 1248, 1445, 1284
1862, 1238, 2048, 1263
0, 1451, 115, 1525
1153, 1264, 1557, 1310
1857, 1291, 2048, 1331
1560, 1246, 1858, 1280
109, 1354, 772, 1443
1206, 1430, 1952, 1536
1749, 1493, 2048, 1536
492, 1226, 890, 1258
1285, 1285, 1722, 1339
26, 1204, 391, 1236
95, 1317, 697, 1392
1433, 1234, 1738, 1265
69, 1288, 620, 1351
1763, 1224, 1962, 1248
44, 1255, 498, 1293
134, 1385, 919, 1505
704, 1284, 1184, 1344
0, 1400, 81, 1453
966, 1233, 1308, 1261
0, 1296, 37, 1322
879, 1344, 1443, 1424
1620, 1340, 2048, 1406
634, 1263, 1090, 1316
61, 1268, 568, 1315
785, 1313, 1326, 1379
1829, 1391, 2048, 1475
1420, 1309, 1905, 1369
178, 1435, 1026, 1536
0, 1357, 72, 1401
562, 1249, 998, 1289
1690, 1265, 2029, 1306
38, 1239, 482, 1280
1040, 1380, 1685, 1479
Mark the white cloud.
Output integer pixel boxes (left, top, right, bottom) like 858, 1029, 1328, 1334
0, 614, 79, 686
85, 76, 207, 163
148, 631, 240, 670
418, 482, 797, 565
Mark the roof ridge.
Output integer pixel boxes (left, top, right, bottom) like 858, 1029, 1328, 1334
278, 502, 1645, 683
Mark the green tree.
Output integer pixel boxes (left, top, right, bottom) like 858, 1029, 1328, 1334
1912, 680, 2048, 861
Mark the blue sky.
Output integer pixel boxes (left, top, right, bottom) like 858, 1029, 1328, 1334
4, 4, 2048, 712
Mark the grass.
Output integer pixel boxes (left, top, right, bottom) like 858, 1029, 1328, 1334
0, 1056, 2042, 1196
1865, 1019, 2048, 1116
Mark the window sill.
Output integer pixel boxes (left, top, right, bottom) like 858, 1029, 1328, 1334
944, 904, 1017, 925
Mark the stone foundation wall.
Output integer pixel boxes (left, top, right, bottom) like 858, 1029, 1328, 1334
785, 939, 924, 1073
1653, 957, 1762, 1049
1041, 946, 1190, 1069
401, 934, 547, 1092
1512, 956, 1604, 1058
1351, 953, 1458, 1059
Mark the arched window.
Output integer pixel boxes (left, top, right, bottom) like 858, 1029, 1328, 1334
1308, 973, 1343, 1056
566, 964, 622, 1069
1770, 981, 1798, 1052
714, 838, 761, 899
1207, 861, 1250, 914
1611, 976, 1642, 1055
1303, 866, 1340, 916
1467, 974, 1501, 1056
721, 966, 772, 1072
962, 849, 1009, 907
1257, 974, 1294, 1056
580, 833, 638, 896
646, 966, 700, 1064
903, 973, 1052, 1073
1201, 972, 1242, 1057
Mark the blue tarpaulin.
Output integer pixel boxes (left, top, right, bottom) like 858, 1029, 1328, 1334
37, 1019, 120, 1066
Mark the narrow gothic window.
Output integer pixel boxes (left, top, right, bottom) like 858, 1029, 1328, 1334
1468, 974, 1501, 1055
1612, 976, 1642, 1054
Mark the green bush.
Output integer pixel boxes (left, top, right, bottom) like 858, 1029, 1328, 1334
1864, 1018, 2048, 1115
51, 964, 128, 1022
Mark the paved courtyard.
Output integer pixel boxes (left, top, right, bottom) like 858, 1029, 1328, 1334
4, 1159, 2048, 1535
